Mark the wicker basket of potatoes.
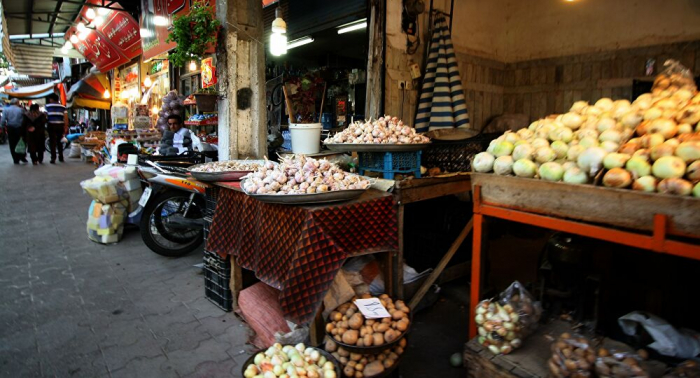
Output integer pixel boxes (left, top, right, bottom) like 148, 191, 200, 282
326, 294, 411, 354
325, 338, 407, 378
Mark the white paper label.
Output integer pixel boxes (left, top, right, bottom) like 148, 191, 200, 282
138, 187, 152, 207
354, 298, 391, 319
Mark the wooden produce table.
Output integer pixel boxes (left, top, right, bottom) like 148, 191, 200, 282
391, 174, 474, 308
206, 184, 399, 326
469, 173, 700, 339
464, 320, 666, 378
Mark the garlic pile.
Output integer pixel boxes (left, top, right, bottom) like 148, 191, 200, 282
191, 160, 261, 172
244, 343, 337, 378
324, 115, 430, 144
242, 155, 371, 195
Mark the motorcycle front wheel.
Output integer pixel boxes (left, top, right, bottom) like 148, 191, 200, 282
139, 190, 204, 257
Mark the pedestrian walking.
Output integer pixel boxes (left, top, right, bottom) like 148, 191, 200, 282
0, 98, 28, 164
45, 94, 68, 164
25, 104, 47, 165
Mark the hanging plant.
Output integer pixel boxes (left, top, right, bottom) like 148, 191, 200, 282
166, 0, 220, 67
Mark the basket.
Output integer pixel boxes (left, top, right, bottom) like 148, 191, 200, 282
358, 151, 422, 180
194, 93, 218, 112
422, 126, 499, 173
204, 264, 233, 311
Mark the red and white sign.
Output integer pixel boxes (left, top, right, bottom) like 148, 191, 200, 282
201, 57, 216, 88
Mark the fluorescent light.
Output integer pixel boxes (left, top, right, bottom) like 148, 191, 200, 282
86, 8, 96, 19
97, 7, 109, 15
153, 15, 168, 26
287, 36, 314, 50
31, 33, 50, 38
338, 21, 367, 34
70, 35, 79, 44
8, 34, 30, 39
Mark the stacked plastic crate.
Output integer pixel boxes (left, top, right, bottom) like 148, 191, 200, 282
203, 186, 233, 311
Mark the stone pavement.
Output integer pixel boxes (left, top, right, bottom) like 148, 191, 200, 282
0, 146, 254, 378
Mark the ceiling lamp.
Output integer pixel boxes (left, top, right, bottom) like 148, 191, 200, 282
103, 89, 111, 99
189, 61, 197, 71
70, 34, 79, 44
337, 19, 367, 34
287, 36, 314, 50
64, 41, 73, 49
85, 8, 96, 20
144, 76, 152, 88
77, 22, 87, 33
60, 47, 68, 54
92, 16, 105, 27
269, 8, 287, 56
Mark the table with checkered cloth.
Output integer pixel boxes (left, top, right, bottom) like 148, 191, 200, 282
205, 186, 398, 325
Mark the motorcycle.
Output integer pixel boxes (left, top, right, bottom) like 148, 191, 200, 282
137, 157, 209, 257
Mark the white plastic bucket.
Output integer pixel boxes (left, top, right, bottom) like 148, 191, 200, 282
289, 123, 322, 154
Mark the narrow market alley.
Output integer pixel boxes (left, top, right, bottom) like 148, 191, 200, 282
0, 147, 254, 378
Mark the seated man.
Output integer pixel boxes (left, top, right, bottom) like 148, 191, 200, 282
159, 114, 193, 156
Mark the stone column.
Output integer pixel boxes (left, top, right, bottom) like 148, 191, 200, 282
216, 0, 267, 160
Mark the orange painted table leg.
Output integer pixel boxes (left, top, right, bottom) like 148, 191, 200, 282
469, 212, 484, 340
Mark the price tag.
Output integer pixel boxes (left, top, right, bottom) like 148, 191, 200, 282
354, 298, 391, 319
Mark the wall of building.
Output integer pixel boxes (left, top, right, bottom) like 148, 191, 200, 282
383, 0, 700, 130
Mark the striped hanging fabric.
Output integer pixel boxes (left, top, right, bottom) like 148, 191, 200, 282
414, 16, 469, 132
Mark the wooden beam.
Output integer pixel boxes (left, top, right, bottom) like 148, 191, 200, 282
28, 0, 34, 35
49, 0, 66, 35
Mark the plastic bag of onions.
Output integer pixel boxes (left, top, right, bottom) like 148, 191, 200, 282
548, 333, 596, 378
474, 281, 542, 355
594, 348, 649, 378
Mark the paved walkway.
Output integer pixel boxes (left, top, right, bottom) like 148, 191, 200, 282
0, 146, 254, 378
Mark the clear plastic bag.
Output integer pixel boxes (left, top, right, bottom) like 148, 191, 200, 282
474, 281, 542, 355
652, 59, 697, 94
548, 333, 596, 378
594, 349, 649, 378
80, 176, 121, 203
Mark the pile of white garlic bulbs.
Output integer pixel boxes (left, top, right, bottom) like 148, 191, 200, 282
242, 155, 371, 195
324, 115, 430, 144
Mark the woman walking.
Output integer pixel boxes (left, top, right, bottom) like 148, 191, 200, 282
25, 104, 46, 165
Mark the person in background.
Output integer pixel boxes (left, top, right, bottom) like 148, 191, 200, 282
158, 114, 193, 156
45, 93, 68, 164
0, 98, 28, 164
88, 119, 100, 132
24, 104, 47, 165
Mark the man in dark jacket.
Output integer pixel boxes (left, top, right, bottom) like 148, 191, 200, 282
0, 98, 27, 164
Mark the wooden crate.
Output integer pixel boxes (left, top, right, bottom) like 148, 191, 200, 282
471, 173, 700, 239
464, 320, 666, 378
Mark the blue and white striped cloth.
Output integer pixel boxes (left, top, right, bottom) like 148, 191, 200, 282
414, 16, 469, 132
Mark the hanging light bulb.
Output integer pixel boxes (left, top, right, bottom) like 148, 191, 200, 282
103, 89, 111, 99
85, 8, 96, 20
152, 105, 159, 115
189, 61, 197, 71
70, 34, 79, 44
269, 8, 287, 56
97, 7, 109, 16
77, 22, 87, 32
144, 76, 152, 88
60, 47, 68, 55
92, 16, 104, 27
78, 30, 89, 40
64, 41, 73, 49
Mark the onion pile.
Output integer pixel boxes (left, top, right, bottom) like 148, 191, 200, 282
190, 160, 261, 172
324, 115, 430, 144
244, 343, 337, 378
242, 155, 370, 195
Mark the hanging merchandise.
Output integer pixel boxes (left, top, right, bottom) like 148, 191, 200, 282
111, 101, 129, 130
414, 15, 469, 132
155, 90, 185, 131
201, 57, 217, 88
133, 103, 151, 129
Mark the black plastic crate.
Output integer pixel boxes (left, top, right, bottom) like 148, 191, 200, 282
204, 249, 230, 274
204, 265, 233, 312
422, 132, 500, 173
204, 186, 219, 219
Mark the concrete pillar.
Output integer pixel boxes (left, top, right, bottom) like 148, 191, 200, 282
216, 0, 266, 160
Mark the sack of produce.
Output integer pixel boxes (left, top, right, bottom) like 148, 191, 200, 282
325, 338, 407, 378
594, 348, 649, 378
663, 360, 700, 378
474, 280, 542, 355
653, 59, 697, 94
80, 176, 121, 204
548, 333, 596, 378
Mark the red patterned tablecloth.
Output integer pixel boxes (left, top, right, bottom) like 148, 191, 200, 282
205, 186, 398, 324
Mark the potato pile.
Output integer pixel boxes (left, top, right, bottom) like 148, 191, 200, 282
325, 338, 407, 378
326, 294, 410, 348
548, 333, 596, 378
594, 348, 649, 378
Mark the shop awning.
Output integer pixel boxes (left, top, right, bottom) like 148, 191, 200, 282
66, 73, 111, 110
9, 44, 55, 78
1, 80, 58, 99
415, 16, 469, 132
